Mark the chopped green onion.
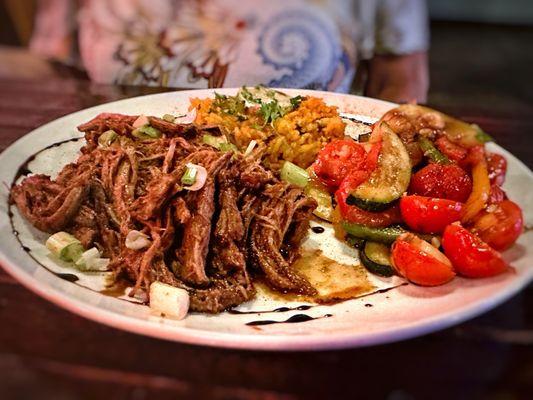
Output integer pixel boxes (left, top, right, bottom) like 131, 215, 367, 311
162, 114, 176, 122
181, 165, 198, 186
280, 161, 310, 188
219, 142, 238, 153
132, 125, 161, 139
46, 232, 84, 262
75, 247, 109, 271
202, 134, 227, 149
418, 137, 450, 164
98, 130, 117, 147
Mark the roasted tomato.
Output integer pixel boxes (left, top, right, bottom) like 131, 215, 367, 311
336, 177, 402, 228
400, 196, 463, 234
471, 200, 523, 251
442, 223, 508, 278
313, 139, 367, 189
391, 233, 455, 286
487, 153, 507, 186
409, 163, 473, 203
435, 136, 468, 163
488, 184, 507, 204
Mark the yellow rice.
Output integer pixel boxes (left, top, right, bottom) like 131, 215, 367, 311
190, 96, 345, 170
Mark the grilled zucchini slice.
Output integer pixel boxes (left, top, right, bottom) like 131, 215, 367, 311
347, 124, 411, 211
360, 241, 395, 277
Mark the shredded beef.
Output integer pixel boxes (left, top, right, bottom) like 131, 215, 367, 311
11, 113, 317, 313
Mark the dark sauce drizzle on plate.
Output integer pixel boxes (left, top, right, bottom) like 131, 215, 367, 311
228, 304, 313, 315
340, 115, 374, 126
240, 283, 408, 325
54, 273, 80, 282
311, 226, 325, 234
246, 313, 333, 326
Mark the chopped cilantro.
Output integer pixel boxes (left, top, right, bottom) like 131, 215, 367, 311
213, 88, 304, 126
240, 86, 262, 104
212, 92, 246, 118
259, 101, 287, 125
290, 95, 303, 108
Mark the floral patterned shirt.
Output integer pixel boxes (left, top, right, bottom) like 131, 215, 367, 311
30, 0, 429, 92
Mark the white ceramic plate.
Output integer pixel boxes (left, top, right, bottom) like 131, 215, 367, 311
0, 89, 532, 351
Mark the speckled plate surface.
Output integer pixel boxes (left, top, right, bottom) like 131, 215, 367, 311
0, 89, 532, 351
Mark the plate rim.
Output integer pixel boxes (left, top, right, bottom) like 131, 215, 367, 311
1, 88, 532, 351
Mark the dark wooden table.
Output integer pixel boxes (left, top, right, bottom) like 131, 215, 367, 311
1, 22, 533, 400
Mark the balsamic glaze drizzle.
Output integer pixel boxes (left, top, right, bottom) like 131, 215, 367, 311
246, 313, 332, 326
311, 226, 325, 234
340, 115, 374, 126
228, 304, 313, 315
54, 273, 80, 282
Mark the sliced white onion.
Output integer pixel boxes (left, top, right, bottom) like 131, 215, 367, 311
174, 108, 197, 124
183, 163, 207, 191
125, 230, 152, 250
133, 114, 149, 128
149, 281, 189, 320
75, 247, 110, 271
244, 140, 257, 157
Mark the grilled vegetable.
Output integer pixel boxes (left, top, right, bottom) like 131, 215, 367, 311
418, 137, 450, 165
341, 223, 406, 245
313, 139, 367, 189
281, 161, 310, 188
360, 241, 395, 277
471, 200, 523, 251
409, 163, 472, 203
45, 232, 84, 262
400, 196, 463, 234
462, 156, 490, 223
382, 104, 493, 148
442, 223, 508, 278
348, 124, 411, 211
305, 184, 334, 221
346, 235, 365, 249
392, 233, 455, 286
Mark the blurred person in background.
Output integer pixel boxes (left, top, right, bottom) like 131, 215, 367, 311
27, 0, 429, 102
